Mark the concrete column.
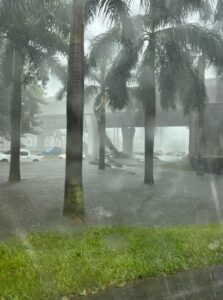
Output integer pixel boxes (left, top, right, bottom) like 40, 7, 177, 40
122, 127, 135, 155
216, 77, 223, 103
85, 114, 99, 158
189, 112, 199, 168
36, 132, 45, 151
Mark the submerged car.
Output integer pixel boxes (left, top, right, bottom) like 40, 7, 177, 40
0, 149, 43, 162
41, 147, 62, 156
58, 153, 85, 159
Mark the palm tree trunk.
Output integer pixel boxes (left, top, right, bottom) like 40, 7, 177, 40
144, 40, 156, 185
196, 55, 205, 176
64, 0, 85, 219
94, 95, 118, 169
98, 97, 106, 170
9, 48, 23, 183
105, 134, 119, 155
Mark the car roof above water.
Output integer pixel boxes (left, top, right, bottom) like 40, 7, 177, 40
4, 149, 29, 154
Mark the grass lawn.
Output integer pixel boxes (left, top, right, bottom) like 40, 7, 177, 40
1, 225, 223, 299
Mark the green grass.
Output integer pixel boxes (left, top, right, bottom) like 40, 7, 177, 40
1, 225, 223, 299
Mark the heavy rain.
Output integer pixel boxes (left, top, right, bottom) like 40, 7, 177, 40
0, 0, 223, 299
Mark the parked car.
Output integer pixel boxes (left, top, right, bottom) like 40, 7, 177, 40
58, 153, 85, 159
41, 147, 62, 156
176, 152, 187, 157
0, 149, 44, 162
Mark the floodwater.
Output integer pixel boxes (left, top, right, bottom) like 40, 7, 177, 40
0, 158, 222, 238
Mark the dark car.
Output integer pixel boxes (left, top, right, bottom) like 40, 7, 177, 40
41, 147, 62, 156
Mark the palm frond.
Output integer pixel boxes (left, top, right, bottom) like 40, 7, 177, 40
45, 56, 67, 83
85, 0, 131, 24
106, 44, 138, 110
140, 0, 212, 28
56, 86, 67, 101
86, 70, 103, 85
85, 0, 135, 52
24, 45, 66, 87
157, 24, 223, 75
136, 43, 155, 106
87, 27, 120, 68
85, 85, 101, 101
157, 39, 208, 114
215, 0, 223, 23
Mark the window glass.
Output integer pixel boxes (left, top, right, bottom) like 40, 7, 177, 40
20, 151, 29, 156
4, 151, 11, 154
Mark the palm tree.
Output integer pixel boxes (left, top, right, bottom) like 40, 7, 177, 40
86, 56, 142, 168
195, 0, 223, 175
86, 56, 123, 170
188, 0, 223, 176
0, 44, 45, 140
64, 0, 85, 217
0, 67, 10, 140
215, 0, 223, 31
90, 1, 223, 185
21, 83, 46, 136
0, 79, 45, 140
86, 61, 108, 170
56, 58, 121, 170
196, 55, 206, 176
0, 0, 69, 182
214, 0, 223, 102
132, 1, 223, 184
57, 55, 136, 170
86, 21, 140, 168
64, 0, 135, 218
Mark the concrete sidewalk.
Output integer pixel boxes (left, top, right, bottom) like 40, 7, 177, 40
72, 265, 223, 300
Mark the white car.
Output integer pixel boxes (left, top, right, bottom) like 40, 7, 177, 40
58, 153, 66, 160
58, 153, 85, 159
0, 149, 43, 163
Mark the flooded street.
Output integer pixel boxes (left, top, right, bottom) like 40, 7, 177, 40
0, 158, 223, 239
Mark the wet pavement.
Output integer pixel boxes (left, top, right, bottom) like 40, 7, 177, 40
0, 158, 223, 238
72, 265, 223, 300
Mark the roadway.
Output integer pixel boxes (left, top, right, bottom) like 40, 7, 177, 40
0, 158, 223, 239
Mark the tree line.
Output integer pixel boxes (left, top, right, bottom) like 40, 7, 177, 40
0, 0, 223, 221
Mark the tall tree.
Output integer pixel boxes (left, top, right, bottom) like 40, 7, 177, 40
9, 48, 23, 182
215, 0, 223, 31
85, 58, 140, 168
86, 18, 139, 167
64, 0, 85, 217
195, 0, 223, 175
64, 0, 135, 218
92, 1, 222, 184
91, 0, 222, 184
0, 48, 45, 139
132, 0, 223, 184
86, 55, 120, 170
21, 84, 46, 136
86, 61, 108, 170
0, 0, 69, 182
196, 55, 206, 176
0, 46, 10, 139
56, 59, 121, 169
214, 0, 223, 102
